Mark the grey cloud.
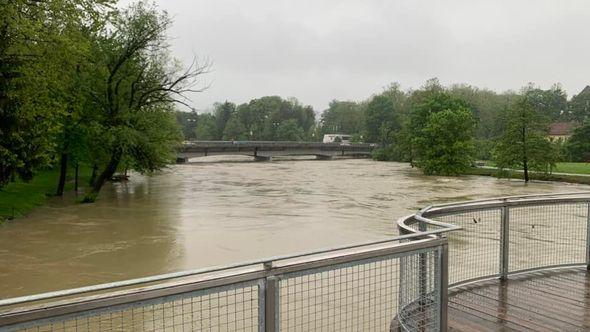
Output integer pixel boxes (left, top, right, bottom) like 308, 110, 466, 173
150, 0, 590, 111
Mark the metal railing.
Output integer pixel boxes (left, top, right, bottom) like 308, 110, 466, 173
398, 192, 590, 287
0, 234, 450, 331
2, 192, 589, 331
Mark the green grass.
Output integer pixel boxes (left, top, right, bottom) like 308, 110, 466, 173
480, 161, 590, 175
0, 165, 91, 221
553, 162, 590, 175
465, 167, 590, 185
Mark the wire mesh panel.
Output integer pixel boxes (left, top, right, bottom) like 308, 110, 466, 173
433, 209, 501, 285
6, 280, 262, 332
508, 202, 588, 272
397, 249, 441, 331
276, 247, 441, 332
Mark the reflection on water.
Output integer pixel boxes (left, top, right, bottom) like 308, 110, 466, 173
0, 157, 587, 297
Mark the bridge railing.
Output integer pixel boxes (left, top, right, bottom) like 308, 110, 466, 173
0, 232, 450, 331
180, 141, 378, 152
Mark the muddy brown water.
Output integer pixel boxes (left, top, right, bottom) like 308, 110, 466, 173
0, 157, 587, 298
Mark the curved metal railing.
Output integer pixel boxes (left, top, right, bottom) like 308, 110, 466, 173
396, 191, 590, 331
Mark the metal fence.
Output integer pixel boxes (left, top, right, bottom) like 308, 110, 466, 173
2, 192, 589, 332
0, 237, 448, 332
398, 192, 590, 287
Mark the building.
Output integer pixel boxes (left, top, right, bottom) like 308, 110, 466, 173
548, 122, 578, 141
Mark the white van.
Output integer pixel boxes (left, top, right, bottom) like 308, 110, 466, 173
323, 134, 351, 144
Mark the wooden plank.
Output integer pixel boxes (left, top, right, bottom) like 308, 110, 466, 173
456, 288, 584, 331
449, 293, 556, 331
469, 282, 590, 328
448, 269, 590, 331
448, 306, 518, 332
448, 300, 543, 332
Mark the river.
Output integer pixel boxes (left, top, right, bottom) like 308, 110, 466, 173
0, 157, 587, 298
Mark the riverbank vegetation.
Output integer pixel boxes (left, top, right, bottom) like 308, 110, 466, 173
178, 80, 590, 181
1, 0, 206, 203
0, 166, 91, 221
465, 167, 590, 186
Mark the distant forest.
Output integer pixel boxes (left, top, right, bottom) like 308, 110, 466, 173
178, 81, 590, 145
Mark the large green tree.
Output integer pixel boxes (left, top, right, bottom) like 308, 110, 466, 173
0, 0, 113, 189
276, 119, 305, 141
83, 1, 207, 200
195, 113, 217, 140
569, 86, 590, 122
522, 84, 567, 121
233, 96, 315, 141
364, 95, 400, 144
416, 108, 475, 175
320, 100, 364, 136
214, 102, 236, 140
565, 121, 590, 162
407, 81, 475, 169
493, 93, 557, 182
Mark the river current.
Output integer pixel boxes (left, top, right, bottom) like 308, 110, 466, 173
0, 157, 587, 298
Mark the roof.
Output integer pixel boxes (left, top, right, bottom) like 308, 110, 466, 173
548, 122, 578, 136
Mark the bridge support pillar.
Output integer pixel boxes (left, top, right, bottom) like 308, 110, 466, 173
254, 156, 272, 162
315, 155, 333, 160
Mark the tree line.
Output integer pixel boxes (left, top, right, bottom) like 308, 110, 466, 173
179, 80, 590, 181
1, 0, 206, 200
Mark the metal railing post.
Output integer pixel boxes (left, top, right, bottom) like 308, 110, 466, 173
258, 279, 266, 332
586, 202, 590, 270
265, 275, 278, 332
261, 261, 278, 332
500, 203, 510, 280
439, 242, 449, 332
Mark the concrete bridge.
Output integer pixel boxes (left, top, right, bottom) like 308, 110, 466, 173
176, 141, 378, 162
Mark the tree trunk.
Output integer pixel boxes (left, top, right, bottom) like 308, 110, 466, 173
74, 162, 79, 193
56, 152, 68, 196
83, 151, 121, 202
89, 163, 98, 187
521, 126, 529, 183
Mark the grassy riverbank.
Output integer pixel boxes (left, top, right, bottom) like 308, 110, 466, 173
482, 161, 590, 175
466, 167, 590, 185
0, 166, 91, 222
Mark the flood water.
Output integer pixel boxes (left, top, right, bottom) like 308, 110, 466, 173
0, 157, 588, 298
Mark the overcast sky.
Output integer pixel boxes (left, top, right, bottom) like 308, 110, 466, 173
147, 0, 590, 112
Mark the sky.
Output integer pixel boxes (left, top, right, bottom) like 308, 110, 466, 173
143, 0, 590, 112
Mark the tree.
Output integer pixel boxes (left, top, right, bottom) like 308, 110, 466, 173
521, 83, 567, 121
569, 86, 590, 123
222, 116, 247, 141
565, 121, 590, 162
364, 95, 400, 144
233, 96, 316, 141
415, 109, 475, 175
175, 110, 199, 140
493, 94, 556, 182
83, 1, 208, 200
214, 101, 236, 139
408, 82, 474, 170
275, 119, 305, 141
195, 113, 217, 140
0, 0, 113, 189
320, 100, 364, 136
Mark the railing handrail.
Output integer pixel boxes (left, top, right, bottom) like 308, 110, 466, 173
0, 227, 454, 309
398, 192, 590, 233
0, 238, 447, 328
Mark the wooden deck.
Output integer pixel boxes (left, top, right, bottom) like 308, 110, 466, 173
448, 267, 590, 332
